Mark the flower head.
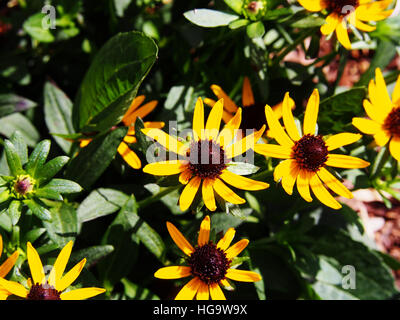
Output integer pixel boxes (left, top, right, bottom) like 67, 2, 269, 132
154, 215, 262, 300
141, 97, 269, 212
352, 68, 400, 161
254, 89, 370, 209
80, 95, 164, 169
298, 0, 394, 49
0, 235, 19, 300
0, 241, 105, 300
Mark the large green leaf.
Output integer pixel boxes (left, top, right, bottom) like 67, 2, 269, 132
64, 127, 128, 190
0, 94, 37, 118
0, 113, 40, 147
184, 9, 239, 28
72, 31, 158, 132
44, 82, 75, 154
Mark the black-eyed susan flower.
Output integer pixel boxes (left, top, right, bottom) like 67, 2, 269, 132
154, 215, 262, 300
298, 0, 394, 49
204, 77, 295, 134
80, 95, 164, 169
0, 241, 105, 300
352, 68, 400, 161
141, 97, 269, 212
254, 89, 370, 209
0, 235, 19, 300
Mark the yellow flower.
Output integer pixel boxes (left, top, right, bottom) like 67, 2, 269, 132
254, 89, 370, 209
80, 95, 164, 169
0, 241, 105, 300
352, 68, 400, 161
154, 215, 262, 300
141, 97, 269, 212
298, 0, 394, 49
204, 76, 295, 135
0, 235, 19, 300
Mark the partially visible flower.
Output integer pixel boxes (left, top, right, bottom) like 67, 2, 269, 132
0, 235, 19, 300
298, 0, 394, 50
254, 89, 370, 209
154, 215, 262, 300
80, 95, 164, 169
141, 97, 269, 212
352, 68, 400, 160
0, 241, 105, 300
204, 76, 295, 136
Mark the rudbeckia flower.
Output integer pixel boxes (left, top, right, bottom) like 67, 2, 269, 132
254, 89, 370, 209
352, 68, 400, 161
204, 77, 295, 134
0, 241, 105, 300
80, 95, 164, 169
141, 97, 269, 212
298, 0, 394, 49
154, 215, 262, 300
0, 235, 19, 300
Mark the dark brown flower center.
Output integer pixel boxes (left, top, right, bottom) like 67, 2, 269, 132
240, 103, 266, 132
27, 283, 61, 300
188, 243, 231, 284
324, 0, 360, 15
293, 134, 329, 172
384, 107, 400, 137
187, 140, 228, 179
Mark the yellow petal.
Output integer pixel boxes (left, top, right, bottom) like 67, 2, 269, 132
175, 277, 202, 300
281, 161, 300, 195
254, 143, 293, 159
202, 179, 217, 211
166, 221, 195, 256
242, 77, 255, 107
212, 178, 246, 205
225, 125, 266, 159
205, 99, 224, 140
352, 117, 382, 135
374, 68, 393, 113
325, 133, 362, 151
326, 154, 370, 169
56, 258, 86, 292
122, 95, 146, 125
210, 85, 238, 113
179, 169, 192, 185
209, 283, 226, 300
355, 0, 394, 21
389, 137, 400, 161
48, 241, 73, 288
0, 235, 2, 258
217, 228, 236, 251
196, 282, 210, 300
27, 242, 45, 285
225, 239, 249, 260
225, 269, 262, 282
374, 129, 391, 146
60, 287, 106, 300
123, 135, 137, 144
335, 19, 352, 50
0, 251, 19, 278
143, 160, 186, 176
296, 169, 313, 202
391, 75, 400, 104
352, 15, 376, 32
321, 13, 340, 35
198, 215, 211, 246
220, 170, 269, 191
303, 89, 320, 135
362, 99, 387, 124
265, 104, 294, 147
298, 0, 326, 11
118, 142, 141, 169
154, 266, 192, 279
218, 108, 242, 148
309, 173, 342, 209
193, 97, 205, 141
282, 92, 301, 141
0, 278, 28, 298
179, 176, 201, 211
271, 97, 295, 120
317, 167, 353, 199
274, 159, 296, 181
141, 128, 187, 156
123, 100, 158, 126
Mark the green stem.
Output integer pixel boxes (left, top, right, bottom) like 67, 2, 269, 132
137, 185, 181, 209
370, 146, 391, 180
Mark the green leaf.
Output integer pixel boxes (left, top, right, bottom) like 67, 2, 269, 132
291, 15, 326, 28
227, 162, 260, 175
34, 188, 63, 201
77, 188, 130, 224
36, 156, 69, 184
41, 178, 82, 194
228, 19, 250, 29
223, 0, 243, 15
64, 126, 128, 190
184, 9, 239, 28
43, 203, 77, 247
246, 21, 265, 38
4, 140, 23, 176
69, 245, 114, 266
24, 199, 52, 221
25, 140, 51, 178
23, 13, 55, 43
113, 0, 132, 17
0, 94, 37, 118
44, 81, 75, 154
9, 131, 28, 166
0, 113, 40, 148
121, 278, 159, 300
73, 31, 158, 132
8, 200, 22, 225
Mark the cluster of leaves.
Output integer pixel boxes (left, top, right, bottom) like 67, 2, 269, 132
0, 0, 399, 300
